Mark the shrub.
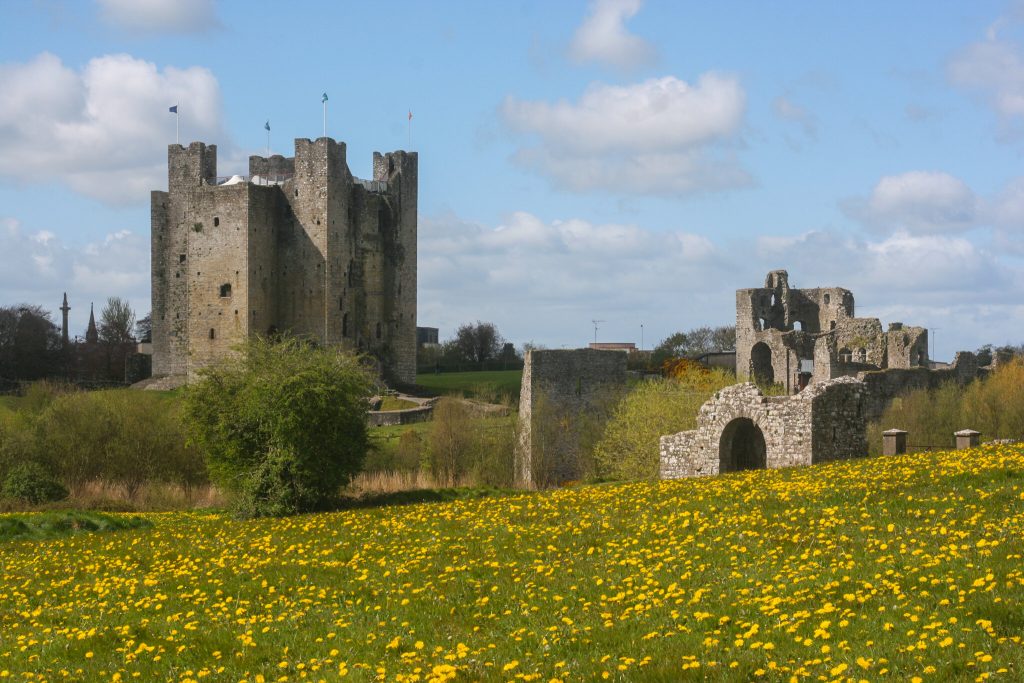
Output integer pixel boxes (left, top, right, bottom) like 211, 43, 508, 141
867, 359, 1024, 454
2, 461, 68, 505
593, 367, 735, 481
425, 399, 517, 487
33, 389, 199, 499
183, 336, 374, 516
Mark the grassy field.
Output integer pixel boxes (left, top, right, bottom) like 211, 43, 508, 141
415, 370, 522, 402
1, 444, 1022, 681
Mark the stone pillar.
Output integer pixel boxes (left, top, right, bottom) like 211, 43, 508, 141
954, 429, 981, 450
882, 429, 908, 456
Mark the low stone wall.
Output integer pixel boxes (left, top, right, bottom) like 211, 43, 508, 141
368, 404, 434, 427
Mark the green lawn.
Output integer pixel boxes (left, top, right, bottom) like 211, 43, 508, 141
1, 443, 1022, 680
415, 369, 522, 402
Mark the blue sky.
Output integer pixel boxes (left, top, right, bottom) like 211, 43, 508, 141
1, 0, 1023, 359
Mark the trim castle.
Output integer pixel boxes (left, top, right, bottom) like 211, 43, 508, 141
150, 137, 417, 385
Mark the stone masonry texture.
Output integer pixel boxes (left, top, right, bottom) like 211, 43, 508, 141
515, 349, 628, 489
151, 138, 417, 385
660, 377, 868, 479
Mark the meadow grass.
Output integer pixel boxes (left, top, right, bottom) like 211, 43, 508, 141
0, 511, 151, 541
415, 370, 522, 402
1, 443, 1022, 681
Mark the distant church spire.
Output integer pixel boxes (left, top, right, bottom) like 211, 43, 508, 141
60, 292, 70, 346
86, 302, 98, 344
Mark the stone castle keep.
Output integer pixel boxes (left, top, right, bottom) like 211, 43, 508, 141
150, 137, 417, 385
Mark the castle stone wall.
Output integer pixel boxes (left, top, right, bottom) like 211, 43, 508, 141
151, 137, 417, 385
515, 349, 627, 489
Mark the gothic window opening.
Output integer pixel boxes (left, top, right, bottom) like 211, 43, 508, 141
219, 283, 232, 298
209, 328, 215, 340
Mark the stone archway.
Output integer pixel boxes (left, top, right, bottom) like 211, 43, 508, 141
750, 342, 773, 385
719, 417, 767, 472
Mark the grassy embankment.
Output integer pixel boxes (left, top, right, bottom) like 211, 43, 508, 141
415, 369, 522, 403
2, 443, 1022, 681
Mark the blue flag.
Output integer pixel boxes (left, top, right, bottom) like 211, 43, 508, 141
265, 120, 270, 131
322, 92, 328, 103
169, 105, 178, 113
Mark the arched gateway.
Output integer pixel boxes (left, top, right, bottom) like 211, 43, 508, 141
719, 417, 766, 472
659, 378, 868, 480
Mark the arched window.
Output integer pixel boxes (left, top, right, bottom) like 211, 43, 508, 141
219, 283, 231, 298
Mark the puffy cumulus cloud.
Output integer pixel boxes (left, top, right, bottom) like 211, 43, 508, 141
568, 0, 656, 70
501, 75, 751, 196
0, 52, 225, 204
842, 171, 978, 235
96, 0, 219, 33
987, 175, 1024, 253
418, 210, 1023, 353
0, 217, 150, 336
949, 37, 1024, 124
418, 211, 725, 346
755, 228, 1024, 353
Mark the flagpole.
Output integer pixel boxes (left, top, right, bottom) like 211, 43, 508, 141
175, 110, 179, 145
407, 109, 411, 149
323, 99, 327, 139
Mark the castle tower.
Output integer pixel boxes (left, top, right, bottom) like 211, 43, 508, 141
60, 292, 70, 346
86, 303, 98, 344
151, 136, 417, 385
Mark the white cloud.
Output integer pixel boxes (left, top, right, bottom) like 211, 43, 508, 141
418, 209, 1024, 354
501, 74, 750, 196
0, 217, 149, 337
949, 37, 1024, 128
0, 52, 226, 204
418, 211, 723, 346
569, 0, 656, 70
754, 229, 1023, 354
842, 171, 977, 234
773, 95, 816, 140
96, 0, 219, 33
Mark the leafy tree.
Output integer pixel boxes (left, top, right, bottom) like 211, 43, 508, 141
651, 325, 735, 367
593, 365, 736, 481
182, 336, 375, 516
453, 321, 504, 365
135, 313, 152, 343
0, 305, 61, 381
99, 297, 136, 345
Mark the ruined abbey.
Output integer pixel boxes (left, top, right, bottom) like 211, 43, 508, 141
150, 137, 417, 385
659, 270, 986, 481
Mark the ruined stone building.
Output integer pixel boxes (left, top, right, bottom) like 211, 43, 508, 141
660, 378, 868, 479
150, 137, 417, 386
736, 270, 929, 394
660, 269, 985, 481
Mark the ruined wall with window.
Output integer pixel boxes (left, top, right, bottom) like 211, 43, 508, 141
735, 270, 930, 394
151, 137, 417, 385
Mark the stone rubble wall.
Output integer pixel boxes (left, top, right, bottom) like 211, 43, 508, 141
660, 377, 867, 480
